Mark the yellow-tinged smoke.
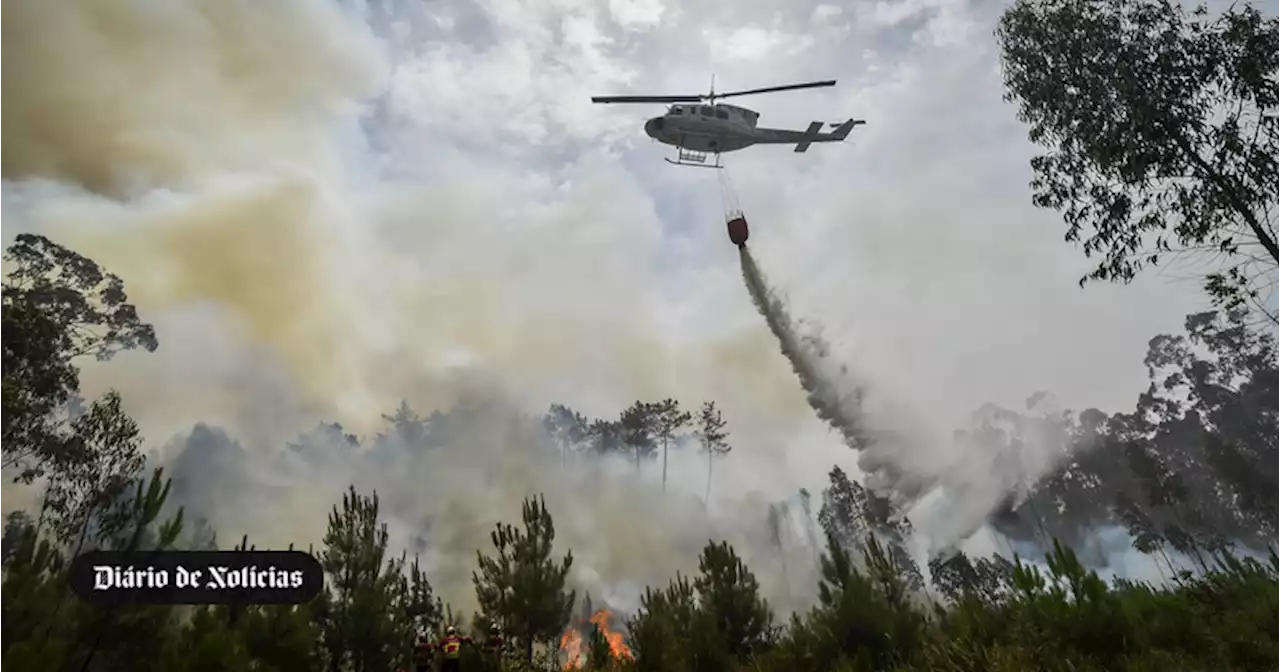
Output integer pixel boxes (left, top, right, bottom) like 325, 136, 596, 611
2, 0, 383, 196
3, 0, 821, 436
3, 0, 845, 614
4, 0, 388, 417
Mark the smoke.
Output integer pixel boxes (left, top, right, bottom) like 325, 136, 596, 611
3, 0, 849, 616
159, 400, 825, 616
737, 244, 1084, 551
3, 0, 1178, 619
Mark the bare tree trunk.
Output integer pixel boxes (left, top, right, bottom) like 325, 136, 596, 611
704, 451, 713, 504
661, 437, 668, 492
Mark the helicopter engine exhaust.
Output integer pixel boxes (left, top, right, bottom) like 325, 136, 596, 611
727, 215, 749, 247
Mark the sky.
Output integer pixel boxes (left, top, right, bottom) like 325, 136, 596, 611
365, 0, 1208, 419
0, 0, 1231, 610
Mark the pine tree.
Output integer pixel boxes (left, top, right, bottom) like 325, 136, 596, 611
694, 540, 773, 658
545, 404, 590, 469
619, 402, 658, 473
649, 399, 692, 493
315, 487, 407, 672
586, 622, 612, 671
695, 401, 731, 504
587, 418, 622, 456
472, 495, 575, 664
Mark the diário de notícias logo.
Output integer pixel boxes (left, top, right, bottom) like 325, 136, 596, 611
69, 550, 324, 606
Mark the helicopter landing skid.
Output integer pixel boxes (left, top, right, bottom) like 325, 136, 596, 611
666, 148, 722, 169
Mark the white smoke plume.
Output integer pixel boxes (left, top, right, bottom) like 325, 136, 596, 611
2, 0, 1182, 617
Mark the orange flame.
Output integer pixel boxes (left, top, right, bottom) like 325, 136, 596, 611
559, 608, 632, 670
560, 628, 584, 669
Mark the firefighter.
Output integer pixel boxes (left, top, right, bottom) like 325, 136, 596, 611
411, 626, 434, 672
435, 624, 472, 672
481, 623, 505, 671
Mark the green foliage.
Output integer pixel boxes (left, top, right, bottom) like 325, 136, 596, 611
473, 495, 576, 664
695, 400, 731, 503
627, 572, 731, 672
996, 0, 1279, 316
2, 232, 159, 360
3, 233, 158, 483
619, 401, 659, 471
314, 486, 433, 672
694, 540, 773, 658
585, 622, 612, 671
3, 226, 1275, 672
649, 398, 692, 492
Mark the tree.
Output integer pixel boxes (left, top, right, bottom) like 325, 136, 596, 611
694, 540, 773, 658
73, 469, 185, 672
619, 402, 658, 473
2, 233, 159, 360
695, 401, 732, 504
774, 533, 926, 671
472, 495, 575, 664
314, 487, 408, 672
649, 399, 692, 492
378, 400, 430, 451
996, 0, 1279, 318
928, 550, 1016, 605
587, 418, 623, 456
818, 466, 925, 593
817, 466, 866, 551
289, 422, 360, 456
1141, 308, 1277, 542
585, 622, 612, 671
1, 299, 80, 484
627, 573, 714, 672
2, 234, 158, 483
39, 391, 146, 551
544, 404, 590, 469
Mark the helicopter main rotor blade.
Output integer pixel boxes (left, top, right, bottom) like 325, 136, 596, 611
714, 80, 837, 99
591, 95, 703, 103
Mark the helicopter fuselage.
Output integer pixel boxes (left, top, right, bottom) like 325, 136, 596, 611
591, 78, 862, 165
643, 103, 760, 153
640, 102, 861, 164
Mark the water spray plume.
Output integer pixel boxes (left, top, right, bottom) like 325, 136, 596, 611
737, 245, 871, 451
736, 243, 943, 519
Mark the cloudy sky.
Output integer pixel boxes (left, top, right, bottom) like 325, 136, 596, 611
371, 0, 1209, 416
2, 0, 1223, 554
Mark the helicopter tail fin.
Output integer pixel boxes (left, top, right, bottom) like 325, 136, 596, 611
793, 122, 825, 153
830, 118, 866, 141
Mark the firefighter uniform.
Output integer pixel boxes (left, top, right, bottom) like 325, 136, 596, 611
412, 631, 433, 672
482, 625, 505, 672
437, 627, 470, 672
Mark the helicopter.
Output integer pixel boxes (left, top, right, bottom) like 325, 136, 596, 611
592, 78, 866, 168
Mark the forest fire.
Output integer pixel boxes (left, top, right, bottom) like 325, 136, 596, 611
559, 608, 632, 670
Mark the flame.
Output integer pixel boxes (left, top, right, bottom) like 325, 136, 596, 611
560, 628, 584, 669
559, 608, 633, 670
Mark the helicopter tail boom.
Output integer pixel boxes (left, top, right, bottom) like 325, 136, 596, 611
754, 118, 866, 151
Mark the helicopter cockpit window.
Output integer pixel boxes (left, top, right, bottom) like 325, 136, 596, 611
715, 109, 729, 119
701, 106, 714, 116
670, 106, 683, 115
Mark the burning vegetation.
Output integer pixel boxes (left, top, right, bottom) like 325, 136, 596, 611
559, 608, 633, 670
